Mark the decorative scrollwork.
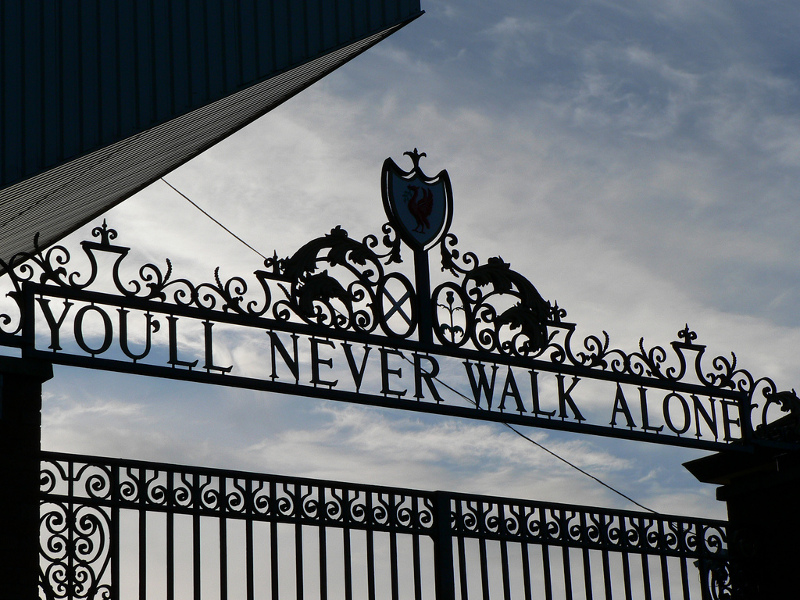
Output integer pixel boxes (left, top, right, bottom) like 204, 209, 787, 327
754, 388, 800, 442
40, 453, 729, 598
40, 455, 437, 536
697, 557, 733, 600
435, 237, 565, 357
39, 503, 112, 600
450, 494, 727, 561
3, 215, 795, 439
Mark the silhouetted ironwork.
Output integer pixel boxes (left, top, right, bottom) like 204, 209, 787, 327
0, 154, 798, 453
38, 451, 730, 599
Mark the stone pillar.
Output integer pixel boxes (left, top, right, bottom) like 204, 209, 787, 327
685, 444, 800, 599
0, 357, 53, 600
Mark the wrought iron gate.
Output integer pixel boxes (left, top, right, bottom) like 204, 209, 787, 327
5, 151, 768, 597
39, 451, 729, 599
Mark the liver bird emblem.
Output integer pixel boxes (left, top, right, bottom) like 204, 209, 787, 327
404, 185, 434, 233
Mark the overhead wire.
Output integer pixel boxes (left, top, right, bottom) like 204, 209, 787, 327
400, 359, 659, 514
163, 178, 658, 515
161, 178, 270, 262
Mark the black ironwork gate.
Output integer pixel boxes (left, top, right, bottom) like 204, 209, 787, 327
39, 451, 729, 600
0, 151, 791, 598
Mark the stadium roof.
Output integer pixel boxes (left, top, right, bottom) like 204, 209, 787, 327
0, 0, 421, 265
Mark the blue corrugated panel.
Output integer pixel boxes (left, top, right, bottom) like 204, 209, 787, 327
0, 0, 422, 190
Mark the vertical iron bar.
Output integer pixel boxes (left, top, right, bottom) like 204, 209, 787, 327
411, 495, 425, 600
498, 502, 510, 600
167, 472, 174, 600
477, 537, 490, 600
318, 486, 328, 600
366, 529, 376, 600
111, 465, 120, 600
699, 525, 714, 600
641, 553, 653, 600
413, 532, 422, 600
540, 507, 553, 600
433, 492, 454, 600
680, 557, 690, 600
602, 548, 612, 600
561, 511, 574, 598
500, 539, 511, 600
541, 544, 553, 600
246, 480, 254, 600
344, 528, 353, 600
451, 497, 467, 600
390, 493, 400, 600
193, 475, 201, 600
414, 249, 433, 344
479, 521, 489, 600
699, 558, 713, 600
390, 529, 399, 600
562, 544, 573, 600
660, 553, 671, 600
600, 512, 613, 600
246, 519, 254, 600
658, 518, 671, 600
678, 522, 690, 600
520, 544, 532, 600
271, 482, 279, 600
295, 485, 304, 600
343, 491, 353, 600
220, 477, 228, 600
582, 547, 593, 600
68, 461, 74, 599
457, 535, 469, 600
622, 551, 632, 600
366, 492, 376, 600
581, 511, 593, 600
139, 467, 147, 600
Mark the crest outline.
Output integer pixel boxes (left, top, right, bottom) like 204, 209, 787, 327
381, 149, 453, 252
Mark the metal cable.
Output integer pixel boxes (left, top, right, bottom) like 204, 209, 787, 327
398, 357, 659, 514
161, 178, 270, 262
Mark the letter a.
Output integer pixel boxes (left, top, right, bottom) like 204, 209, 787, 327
499, 368, 526, 413
610, 385, 636, 429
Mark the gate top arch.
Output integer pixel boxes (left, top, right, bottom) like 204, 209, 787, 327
0, 151, 797, 452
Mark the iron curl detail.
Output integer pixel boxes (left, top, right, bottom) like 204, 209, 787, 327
448, 496, 727, 561
433, 247, 564, 357
39, 502, 111, 600
271, 225, 410, 336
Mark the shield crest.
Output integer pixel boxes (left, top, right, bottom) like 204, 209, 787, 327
381, 149, 453, 252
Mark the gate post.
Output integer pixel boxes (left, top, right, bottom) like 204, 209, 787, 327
0, 357, 53, 600
433, 491, 456, 600
685, 445, 800, 598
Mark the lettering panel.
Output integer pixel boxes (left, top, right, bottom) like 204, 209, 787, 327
25, 284, 746, 451
3, 206, 789, 452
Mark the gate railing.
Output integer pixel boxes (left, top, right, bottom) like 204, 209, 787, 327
39, 451, 730, 599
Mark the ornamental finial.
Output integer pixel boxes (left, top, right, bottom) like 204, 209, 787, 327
403, 148, 427, 170
677, 324, 698, 344
91, 219, 118, 246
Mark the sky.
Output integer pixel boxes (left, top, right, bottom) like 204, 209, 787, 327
29, 0, 800, 527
